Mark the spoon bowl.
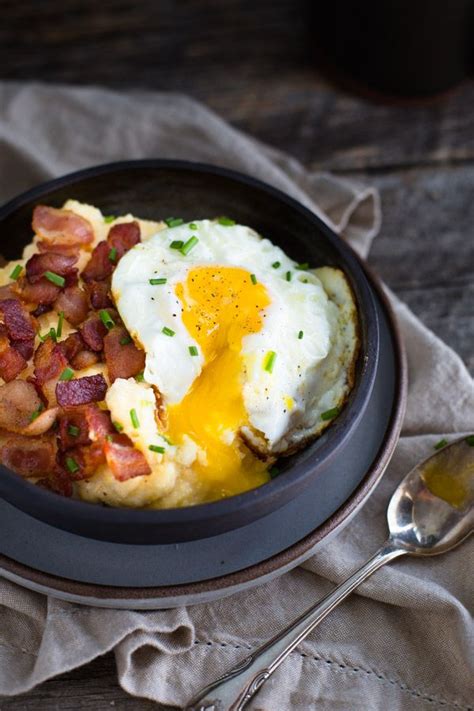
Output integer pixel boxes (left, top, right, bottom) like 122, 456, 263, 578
387, 437, 474, 555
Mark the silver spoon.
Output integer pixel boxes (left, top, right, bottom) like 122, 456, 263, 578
187, 435, 474, 711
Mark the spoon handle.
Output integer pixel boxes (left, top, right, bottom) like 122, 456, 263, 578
187, 540, 406, 711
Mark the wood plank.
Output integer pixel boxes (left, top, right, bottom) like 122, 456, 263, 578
1, 0, 474, 171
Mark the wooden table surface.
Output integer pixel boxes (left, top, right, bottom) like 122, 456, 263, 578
0, 1, 472, 708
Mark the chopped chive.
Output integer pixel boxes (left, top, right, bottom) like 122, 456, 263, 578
181, 235, 199, 255
296, 262, 309, 270
250, 273, 257, 285
135, 371, 145, 382
272, 261, 281, 269
106, 434, 114, 442
149, 277, 167, 285
49, 327, 57, 343
120, 336, 132, 347
68, 425, 81, 437
162, 326, 175, 337
104, 215, 116, 223
434, 438, 448, 450
108, 247, 118, 263
466, 435, 474, 447
189, 222, 198, 230
285, 271, 292, 282
218, 216, 235, 226
10, 264, 23, 280
99, 309, 115, 330
302, 279, 309, 284
59, 367, 74, 381
298, 330, 304, 339
189, 345, 199, 356
130, 408, 140, 429
57, 311, 64, 339
66, 456, 80, 474
30, 403, 44, 422
45, 271, 66, 288
165, 217, 184, 228
269, 465, 280, 479
170, 240, 184, 250
149, 444, 165, 454
160, 434, 173, 446
264, 350, 277, 373
321, 407, 340, 421
113, 421, 124, 433
38, 332, 49, 343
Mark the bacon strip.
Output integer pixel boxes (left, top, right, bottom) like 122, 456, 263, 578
34, 339, 69, 386
11, 338, 35, 361
58, 442, 106, 481
86, 280, 113, 310
0, 380, 43, 432
81, 241, 114, 283
0, 298, 35, 341
54, 285, 89, 326
56, 374, 107, 406
104, 434, 151, 481
80, 313, 108, 352
104, 326, 145, 382
25, 252, 78, 284
0, 339, 27, 382
107, 221, 140, 256
58, 408, 92, 450
1, 434, 56, 478
19, 278, 61, 305
32, 205, 94, 247
84, 404, 115, 441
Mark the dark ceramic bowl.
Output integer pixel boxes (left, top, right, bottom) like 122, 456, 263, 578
0, 160, 379, 544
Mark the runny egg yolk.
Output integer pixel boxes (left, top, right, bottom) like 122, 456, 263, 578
167, 266, 271, 500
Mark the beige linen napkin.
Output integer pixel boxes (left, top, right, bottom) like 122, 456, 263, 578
0, 82, 472, 711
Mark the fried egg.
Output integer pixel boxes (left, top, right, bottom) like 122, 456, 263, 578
104, 219, 359, 504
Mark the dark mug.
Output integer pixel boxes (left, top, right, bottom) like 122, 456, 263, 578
313, 0, 474, 98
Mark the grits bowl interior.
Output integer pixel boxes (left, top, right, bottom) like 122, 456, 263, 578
0, 160, 379, 544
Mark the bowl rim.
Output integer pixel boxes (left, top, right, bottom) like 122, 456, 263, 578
0, 158, 379, 529
0, 263, 407, 600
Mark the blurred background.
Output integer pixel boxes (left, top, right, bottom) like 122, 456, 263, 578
1, 0, 473, 372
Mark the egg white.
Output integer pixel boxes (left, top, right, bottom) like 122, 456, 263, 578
112, 220, 358, 455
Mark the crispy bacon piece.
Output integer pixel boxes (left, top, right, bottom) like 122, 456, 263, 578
104, 434, 151, 481
58, 442, 105, 480
0, 298, 35, 342
58, 332, 84, 362
71, 349, 100, 370
81, 241, 113, 283
0, 380, 43, 433
0, 336, 27, 382
32, 205, 94, 248
11, 338, 35, 361
56, 373, 107, 407
58, 408, 91, 450
84, 404, 115, 441
104, 326, 145, 382
86, 280, 113, 310
107, 221, 140, 257
54, 285, 89, 326
34, 338, 68, 386
1, 434, 56, 478
25, 252, 78, 284
19, 277, 61, 305
80, 313, 108, 352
